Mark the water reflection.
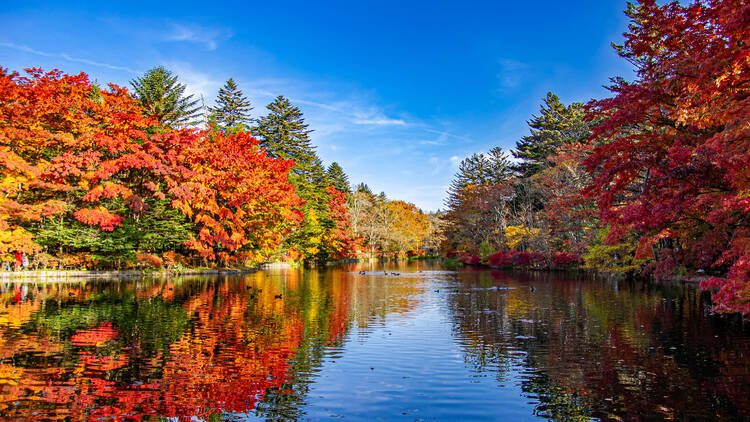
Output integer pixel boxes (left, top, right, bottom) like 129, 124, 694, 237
0, 277, 305, 419
449, 269, 750, 420
0, 264, 747, 420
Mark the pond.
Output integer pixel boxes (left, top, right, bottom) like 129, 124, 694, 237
0, 262, 748, 420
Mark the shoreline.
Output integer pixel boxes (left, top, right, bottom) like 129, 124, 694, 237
0, 260, 708, 289
0, 268, 261, 281
0, 257, 442, 281
457, 262, 709, 288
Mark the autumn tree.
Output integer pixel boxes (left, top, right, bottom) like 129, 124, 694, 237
175, 131, 304, 263
0, 67, 70, 254
317, 186, 359, 260
422, 212, 446, 255
584, 0, 750, 313
131, 66, 201, 127
537, 143, 597, 253
444, 147, 516, 251
0, 68, 310, 268
446, 147, 514, 210
385, 200, 429, 253
0, 68, 187, 262
346, 189, 437, 258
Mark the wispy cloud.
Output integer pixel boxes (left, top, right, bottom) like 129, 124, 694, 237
352, 117, 406, 125
0, 41, 140, 74
164, 23, 231, 51
422, 128, 473, 142
164, 62, 222, 101
497, 58, 528, 89
425, 154, 462, 176
292, 98, 407, 126
419, 140, 444, 145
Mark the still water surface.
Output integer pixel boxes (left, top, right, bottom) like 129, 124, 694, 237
0, 262, 749, 420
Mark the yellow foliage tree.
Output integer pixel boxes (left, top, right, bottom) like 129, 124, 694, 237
504, 225, 541, 250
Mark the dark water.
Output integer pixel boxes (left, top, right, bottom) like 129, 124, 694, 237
0, 262, 749, 421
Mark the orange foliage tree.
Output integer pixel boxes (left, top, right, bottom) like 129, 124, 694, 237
175, 130, 304, 263
319, 186, 359, 260
0, 68, 151, 253
0, 68, 305, 267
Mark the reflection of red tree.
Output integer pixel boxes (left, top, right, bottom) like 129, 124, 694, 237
539, 284, 750, 420
153, 287, 304, 419
326, 274, 352, 344
70, 321, 118, 346
0, 283, 306, 420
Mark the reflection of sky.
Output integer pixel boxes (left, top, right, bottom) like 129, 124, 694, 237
285, 272, 540, 421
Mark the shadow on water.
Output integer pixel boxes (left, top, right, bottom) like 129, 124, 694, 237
0, 262, 747, 420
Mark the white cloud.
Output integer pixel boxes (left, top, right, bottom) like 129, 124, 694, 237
352, 118, 406, 126
422, 128, 473, 142
497, 58, 528, 89
0, 41, 140, 74
164, 62, 222, 101
164, 23, 230, 51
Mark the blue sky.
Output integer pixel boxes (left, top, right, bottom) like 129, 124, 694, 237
0, 1, 634, 211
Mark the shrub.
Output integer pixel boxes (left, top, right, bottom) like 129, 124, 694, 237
162, 251, 177, 267
488, 250, 546, 268
489, 250, 513, 267
459, 254, 481, 265
136, 253, 163, 269
552, 252, 582, 267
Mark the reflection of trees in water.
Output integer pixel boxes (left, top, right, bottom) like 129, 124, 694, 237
446, 269, 592, 421
254, 269, 353, 420
255, 264, 428, 420
3, 266, 748, 420
0, 276, 310, 419
447, 269, 750, 420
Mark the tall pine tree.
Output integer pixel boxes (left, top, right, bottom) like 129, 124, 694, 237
131, 66, 201, 127
254, 95, 340, 262
512, 92, 590, 177
327, 162, 351, 193
356, 183, 372, 194
208, 78, 253, 132
254, 96, 317, 182
445, 147, 513, 210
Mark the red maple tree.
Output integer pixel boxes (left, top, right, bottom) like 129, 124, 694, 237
584, 0, 750, 313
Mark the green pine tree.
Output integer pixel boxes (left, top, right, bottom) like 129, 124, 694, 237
254, 96, 317, 181
131, 66, 202, 127
445, 147, 514, 209
512, 92, 590, 177
254, 95, 341, 262
326, 162, 351, 193
208, 78, 253, 132
297, 156, 329, 201
355, 183, 372, 195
